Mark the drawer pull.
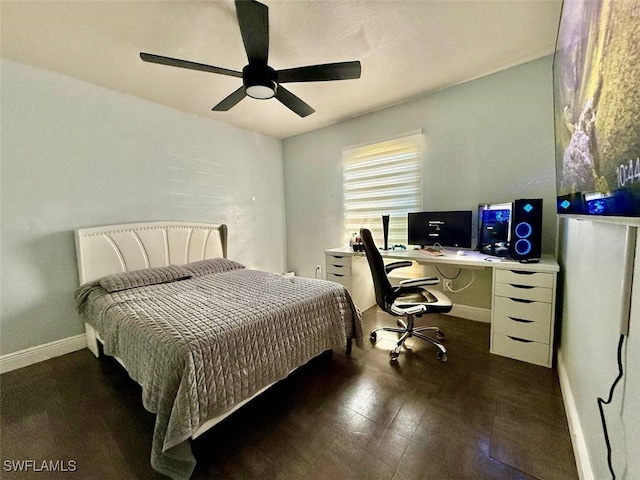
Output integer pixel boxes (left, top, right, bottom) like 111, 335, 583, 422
509, 298, 534, 304
509, 270, 536, 275
508, 316, 534, 323
509, 284, 535, 290
333, 274, 345, 278
331, 265, 346, 269
508, 336, 533, 343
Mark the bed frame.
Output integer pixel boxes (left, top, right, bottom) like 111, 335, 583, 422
75, 221, 227, 357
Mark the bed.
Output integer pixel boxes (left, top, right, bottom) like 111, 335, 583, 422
73, 221, 362, 480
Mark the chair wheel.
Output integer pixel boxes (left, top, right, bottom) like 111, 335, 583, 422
389, 350, 399, 361
438, 352, 447, 362
436, 330, 445, 340
370, 332, 377, 342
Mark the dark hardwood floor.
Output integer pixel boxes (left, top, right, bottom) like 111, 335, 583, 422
1, 308, 578, 480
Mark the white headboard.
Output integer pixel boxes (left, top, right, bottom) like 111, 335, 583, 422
75, 221, 228, 284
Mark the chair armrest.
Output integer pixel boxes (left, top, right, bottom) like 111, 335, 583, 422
384, 261, 413, 274
398, 276, 440, 287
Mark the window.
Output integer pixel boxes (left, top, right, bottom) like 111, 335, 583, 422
342, 131, 423, 246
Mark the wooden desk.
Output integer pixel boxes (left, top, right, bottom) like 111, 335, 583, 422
325, 247, 560, 367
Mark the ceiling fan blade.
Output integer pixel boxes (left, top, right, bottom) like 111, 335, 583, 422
277, 61, 361, 83
275, 86, 315, 117
235, 0, 269, 64
212, 86, 247, 111
140, 53, 242, 78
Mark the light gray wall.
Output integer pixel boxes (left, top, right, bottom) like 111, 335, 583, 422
558, 217, 640, 480
282, 56, 556, 308
0, 59, 286, 355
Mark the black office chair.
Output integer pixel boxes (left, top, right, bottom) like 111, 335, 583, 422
360, 228, 452, 361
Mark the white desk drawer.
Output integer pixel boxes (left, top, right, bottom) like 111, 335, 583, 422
494, 283, 553, 302
493, 314, 551, 344
495, 269, 554, 288
494, 296, 552, 322
492, 333, 550, 366
326, 264, 351, 276
326, 272, 351, 289
326, 254, 351, 267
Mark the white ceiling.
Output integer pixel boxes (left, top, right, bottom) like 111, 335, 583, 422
1, 0, 562, 139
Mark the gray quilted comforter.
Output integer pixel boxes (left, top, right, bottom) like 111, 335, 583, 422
75, 262, 362, 479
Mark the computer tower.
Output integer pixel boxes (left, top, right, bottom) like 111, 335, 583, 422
510, 199, 543, 262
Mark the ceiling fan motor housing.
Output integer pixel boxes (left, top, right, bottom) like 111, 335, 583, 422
243, 64, 277, 99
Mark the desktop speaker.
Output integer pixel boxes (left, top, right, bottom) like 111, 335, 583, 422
382, 215, 390, 250
510, 198, 543, 262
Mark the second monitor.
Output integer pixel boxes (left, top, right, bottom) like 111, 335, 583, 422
408, 210, 473, 249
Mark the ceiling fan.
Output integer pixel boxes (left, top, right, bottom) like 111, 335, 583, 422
140, 0, 362, 117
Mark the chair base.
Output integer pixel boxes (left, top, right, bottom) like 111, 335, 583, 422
370, 314, 447, 361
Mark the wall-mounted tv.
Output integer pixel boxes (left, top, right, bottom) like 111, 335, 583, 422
407, 210, 472, 248
553, 0, 640, 217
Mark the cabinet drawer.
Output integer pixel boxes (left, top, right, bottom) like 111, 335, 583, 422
495, 269, 554, 288
494, 296, 552, 322
326, 272, 352, 289
494, 282, 552, 302
493, 314, 550, 344
326, 264, 351, 276
492, 333, 550, 367
325, 254, 352, 267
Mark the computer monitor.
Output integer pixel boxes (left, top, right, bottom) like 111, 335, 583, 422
477, 203, 512, 256
407, 210, 472, 248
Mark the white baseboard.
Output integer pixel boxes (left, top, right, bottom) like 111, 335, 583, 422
446, 304, 491, 323
0, 334, 87, 374
557, 348, 594, 480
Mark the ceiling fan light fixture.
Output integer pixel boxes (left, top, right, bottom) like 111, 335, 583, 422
246, 82, 276, 99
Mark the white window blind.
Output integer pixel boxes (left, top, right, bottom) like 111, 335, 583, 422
343, 132, 423, 246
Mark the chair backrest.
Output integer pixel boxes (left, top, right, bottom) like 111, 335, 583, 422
360, 228, 393, 311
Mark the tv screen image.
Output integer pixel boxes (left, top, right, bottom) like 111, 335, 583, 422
553, 0, 640, 217
408, 211, 472, 249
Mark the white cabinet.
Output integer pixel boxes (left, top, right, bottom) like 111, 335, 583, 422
325, 251, 375, 311
490, 268, 557, 367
